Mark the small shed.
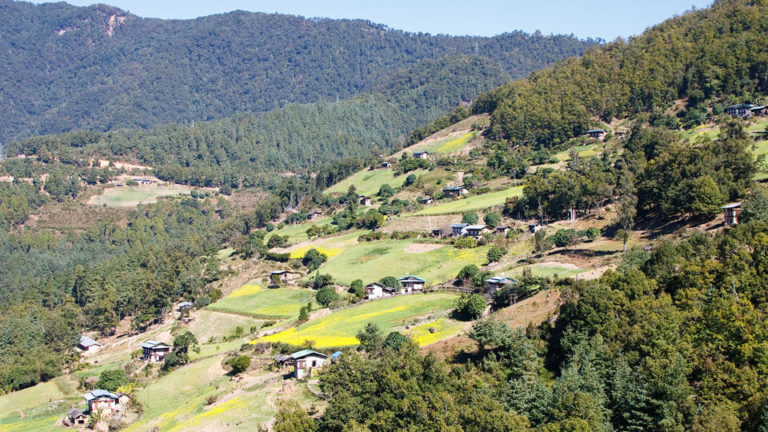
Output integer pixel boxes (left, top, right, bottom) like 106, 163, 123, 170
275, 354, 291, 366
177, 301, 194, 312
270, 270, 292, 284
307, 211, 322, 221
485, 276, 519, 295
413, 151, 430, 160
84, 389, 120, 413
495, 225, 510, 235
291, 349, 328, 379
722, 202, 742, 227
420, 196, 434, 205
77, 335, 102, 353
750, 105, 767, 116
380, 161, 393, 169
67, 408, 89, 426
359, 195, 373, 206
398, 275, 426, 294
140, 340, 171, 362
443, 186, 469, 198
587, 129, 606, 140
528, 223, 542, 233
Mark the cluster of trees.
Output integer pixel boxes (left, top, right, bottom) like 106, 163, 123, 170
276, 218, 768, 431
472, 0, 768, 148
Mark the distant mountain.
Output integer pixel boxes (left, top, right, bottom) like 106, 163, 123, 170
0, 0, 595, 145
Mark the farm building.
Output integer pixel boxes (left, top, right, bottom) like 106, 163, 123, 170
587, 129, 606, 140
451, 223, 469, 237
66, 409, 89, 426
77, 335, 101, 353
398, 275, 426, 294
177, 301, 193, 312
307, 211, 322, 221
464, 224, 489, 239
495, 225, 510, 235
420, 196, 434, 205
751, 105, 767, 116
359, 195, 373, 206
84, 389, 122, 413
366, 282, 396, 299
380, 161, 392, 169
291, 349, 328, 379
140, 340, 171, 362
725, 103, 757, 118
270, 270, 292, 284
413, 151, 430, 160
722, 202, 742, 227
528, 223, 542, 233
443, 186, 469, 198
485, 276, 519, 295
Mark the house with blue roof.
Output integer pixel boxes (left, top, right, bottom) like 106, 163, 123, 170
398, 275, 426, 294
485, 276, 519, 295
140, 340, 171, 362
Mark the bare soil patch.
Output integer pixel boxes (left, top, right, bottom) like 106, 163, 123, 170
403, 243, 444, 254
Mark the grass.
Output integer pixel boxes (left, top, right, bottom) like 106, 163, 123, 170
265, 217, 334, 244
416, 186, 524, 215
88, 185, 191, 207
0, 376, 80, 432
206, 284, 316, 319
553, 144, 600, 162
256, 293, 459, 348
317, 239, 489, 285
279, 230, 364, 259
187, 310, 264, 342
409, 131, 478, 154
508, 263, 589, 279
324, 169, 429, 196
405, 318, 466, 346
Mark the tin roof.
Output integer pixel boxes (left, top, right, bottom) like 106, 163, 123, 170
84, 389, 119, 401
290, 349, 328, 360
398, 275, 426, 283
78, 335, 101, 347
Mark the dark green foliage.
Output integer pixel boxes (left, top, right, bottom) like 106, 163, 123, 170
379, 276, 401, 292
453, 294, 487, 321
356, 323, 384, 353
457, 264, 479, 281
356, 209, 385, 230
382, 332, 410, 351
461, 212, 479, 224
315, 287, 339, 307
312, 275, 335, 290
740, 188, 768, 224
164, 330, 199, 370
96, 370, 130, 393
377, 184, 395, 199
549, 229, 579, 248
483, 212, 501, 227
298, 306, 309, 324
275, 400, 317, 432
487, 246, 506, 263
302, 249, 328, 272
228, 355, 251, 375
404, 174, 417, 187
349, 280, 365, 299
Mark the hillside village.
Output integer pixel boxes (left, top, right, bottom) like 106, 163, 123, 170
1, 1, 768, 431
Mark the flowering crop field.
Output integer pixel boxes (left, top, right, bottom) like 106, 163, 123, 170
257, 293, 459, 348
206, 284, 316, 319
405, 318, 467, 346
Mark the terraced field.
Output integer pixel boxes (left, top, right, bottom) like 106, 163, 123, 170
317, 239, 489, 285
206, 284, 316, 319
87, 185, 192, 207
325, 168, 429, 196
257, 293, 459, 348
274, 230, 364, 259
416, 186, 524, 215
0, 376, 81, 432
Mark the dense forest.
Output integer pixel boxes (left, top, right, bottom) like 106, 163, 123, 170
6, 56, 512, 187
0, 0, 594, 145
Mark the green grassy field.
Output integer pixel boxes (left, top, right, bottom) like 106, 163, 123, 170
257, 293, 459, 347
265, 217, 334, 244
407, 131, 478, 155
325, 168, 429, 196
415, 186, 524, 215
206, 284, 316, 319
0, 376, 81, 432
507, 263, 590, 278
553, 144, 600, 162
88, 185, 192, 207
278, 230, 364, 259
317, 239, 489, 285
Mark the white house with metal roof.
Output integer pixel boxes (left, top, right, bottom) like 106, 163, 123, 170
77, 335, 102, 353
398, 275, 426, 294
290, 349, 328, 379
140, 340, 171, 362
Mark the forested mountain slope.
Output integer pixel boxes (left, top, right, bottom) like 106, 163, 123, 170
0, 0, 594, 145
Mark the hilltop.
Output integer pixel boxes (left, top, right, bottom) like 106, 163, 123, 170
0, 0, 594, 145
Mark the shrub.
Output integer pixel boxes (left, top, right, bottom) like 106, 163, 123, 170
229, 355, 251, 375
487, 246, 506, 263
453, 294, 487, 321
96, 370, 130, 393
313, 274, 334, 289
316, 287, 339, 307
380, 276, 401, 292
454, 237, 478, 249
483, 212, 501, 227
461, 212, 479, 224
383, 332, 410, 351
457, 264, 479, 281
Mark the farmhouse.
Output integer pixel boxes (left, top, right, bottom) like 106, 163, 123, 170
359, 195, 373, 206
587, 129, 606, 140
485, 276, 519, 295
725, 103, 756, 118
495, 225, 510, 235
443, 186, 469, 198
366, 282, 396, 299
307, 210, 322, 221
380, 161, 392, 169
77, 335, 101, 353
140, 340, 171, 362
751, 105, 767, 116
413, 151, 430, 160
84, 389, 121, 413
398, 275, 426, 294
177, 301, 193, 312
420, 196, 434, 205
291, 349, 328, 379
722, 202, 742, 227
464, 224, 489, 239
451, 223, 469, 237
528, 223, 543, 233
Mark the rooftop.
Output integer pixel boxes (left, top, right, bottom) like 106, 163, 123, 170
78, 335, 100, 347
465, 224, 487, 230
84, 389, 119, 401
140, 340, 170, 349
486, 276, 519, 284
290, 349, 328, 359
398, 275, 426, 283
722, 202, 742, 209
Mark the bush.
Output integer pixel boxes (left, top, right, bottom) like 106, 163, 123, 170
96, 370, 130, 392
316, 287, 339, 307
302, 248, 327, 271
549, 229, 579, 248
483, 212, 501, 227
313, 274, 334, 290
349, 280, 365, 299
457, 264, 479, 281
461, 212, 479, 224
229, 355, 251, 374
454, 237, 478, 249
377, 184, 395, 198
585, 226, 601, 241
404, 174, 417, 187
383, 332, 410, 351
453, 294, 487, 321
379, 276, 401, 292
487, 246, 506, 263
